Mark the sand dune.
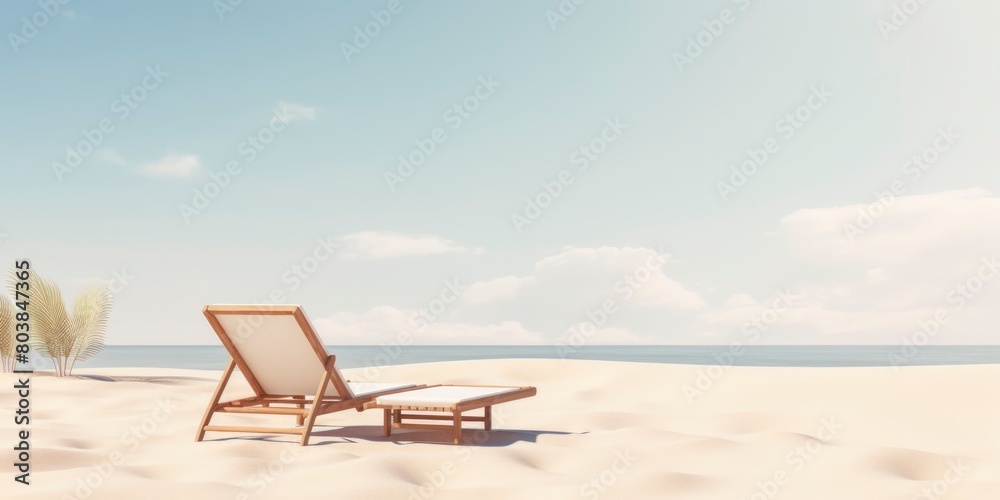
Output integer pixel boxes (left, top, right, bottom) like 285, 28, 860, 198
1, 359, 998, 499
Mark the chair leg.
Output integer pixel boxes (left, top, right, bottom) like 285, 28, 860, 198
300, 359, 335, 446
383, 409, 392, 437
293, 396, 305, 426
484, 406, 492, 431
196, 359, 236, 442
453, 410, 463, 445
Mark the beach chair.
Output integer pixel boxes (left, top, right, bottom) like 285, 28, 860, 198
197, 304, 537, 445
195, 304, 420, 445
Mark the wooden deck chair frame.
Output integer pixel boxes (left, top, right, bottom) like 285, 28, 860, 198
195, 304, 420, 446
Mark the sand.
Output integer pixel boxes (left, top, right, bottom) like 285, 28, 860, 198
1, 359, 998, 499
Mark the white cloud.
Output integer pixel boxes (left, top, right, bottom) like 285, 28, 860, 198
781, 189, 999, 267
780, 189, 1000, 306
724, 294, 757, 308
463, 275, 535, 305
138, 154, 200, 178
312, 306, 545, 345
698, 189, 1000, 343
867, 268, 888, 284
95, 149, 126, 166
446, 246, 705, 342
306, 245, 705, 345
315, 191, 1000, 345
528, 246, 706, 310
277, 101, 317, 122
336, 231, 484, 259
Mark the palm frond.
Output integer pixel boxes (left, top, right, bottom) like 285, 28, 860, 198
3, 268, 114, 376
25, 272, 75, 369
69, 281, 113, 369
0, 292, 15, 372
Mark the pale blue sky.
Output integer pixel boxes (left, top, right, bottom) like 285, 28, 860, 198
2, 1, 999, 345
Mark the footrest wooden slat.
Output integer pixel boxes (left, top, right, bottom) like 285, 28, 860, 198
392, 423, 456, 432
217, 407, 309, 416
399, 413, 486, 422
203, 425, 305, 435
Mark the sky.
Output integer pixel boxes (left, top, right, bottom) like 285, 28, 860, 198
1, 1, 999, 346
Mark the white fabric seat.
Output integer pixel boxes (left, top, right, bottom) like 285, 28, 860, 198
374, 386, 517, 407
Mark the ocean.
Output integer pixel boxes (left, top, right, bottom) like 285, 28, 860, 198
59, 345, 1000, 370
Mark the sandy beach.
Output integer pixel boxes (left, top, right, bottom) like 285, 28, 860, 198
2, 359, 998, 499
